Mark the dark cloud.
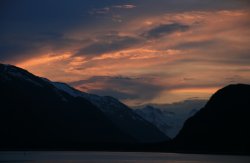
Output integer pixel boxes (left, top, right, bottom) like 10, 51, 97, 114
1, 0, 248, 62
68, 75, 229, 105
0, 31, 83, 62
143, 0, 249, 11
75, 34, 141, 57
89, 4, 136, 15
87, 88, 138, 100
0, 43, 42, 62
69, 76, 164, 101
142, 23, 189, 39
112, 4, 136, 9
0, 0, 129, 62
74, 23, 191, 59
231, 0, 250, 5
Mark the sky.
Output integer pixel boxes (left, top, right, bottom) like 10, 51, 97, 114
1, 0, 250, 106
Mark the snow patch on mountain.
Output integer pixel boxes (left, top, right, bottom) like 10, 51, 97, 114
52, 81, 169, 142
52, 82, 146, 122
0, 63, 169, 142
134, 100, 207, 138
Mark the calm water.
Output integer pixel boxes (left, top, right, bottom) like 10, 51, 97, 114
0, 151, 250, 163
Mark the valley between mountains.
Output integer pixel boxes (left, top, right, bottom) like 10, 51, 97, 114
0, 63, 249, 155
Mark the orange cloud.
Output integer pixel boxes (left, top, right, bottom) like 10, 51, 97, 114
17, 53, 72, 68
14, 9, 250, 105
170, 87, 219, 94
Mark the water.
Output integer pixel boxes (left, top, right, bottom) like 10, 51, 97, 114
0, 151, 250, 163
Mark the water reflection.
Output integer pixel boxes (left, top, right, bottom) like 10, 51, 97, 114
0, 152, 250, 163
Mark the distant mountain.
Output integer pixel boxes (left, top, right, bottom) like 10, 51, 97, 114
0, 64, 168, 149
134, 100, 206, 138
173, 84, 250, 154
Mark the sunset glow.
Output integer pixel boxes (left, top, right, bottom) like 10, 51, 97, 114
1, 0, 250, 105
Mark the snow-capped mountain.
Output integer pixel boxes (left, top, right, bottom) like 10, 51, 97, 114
0, 63, 168, 146
135, 100, 207, 138
51, 82, 169, 142
0, 63, 135, 147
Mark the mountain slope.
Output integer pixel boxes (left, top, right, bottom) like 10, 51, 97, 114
173, 84, 250, 154
0, 64, 137, 148
135, 100, 206, 138
0, 64, 168, 149
52, 82, 169, 143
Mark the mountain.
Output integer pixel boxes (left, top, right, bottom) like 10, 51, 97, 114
52, 82, 169, 143
134, 100, 206, 138
173, 84, 250, 154
0, 64, 168, 149
0, 64, 133, 148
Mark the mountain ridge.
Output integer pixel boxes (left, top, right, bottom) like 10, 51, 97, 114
1, 63, 249, 154
51, 81, 169, 143
0, 63, 168, 149
172, 83, 250, 154
134, 100, 206, 138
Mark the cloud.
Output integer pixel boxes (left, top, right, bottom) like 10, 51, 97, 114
1, 0, 247, 63
112, 4, 136, 9
89, 4, 136, 15
174, 40, 218, 50
74, 22, 190, 58
88, 89, 138, 100
1, 0, 250, 105
88, 3, 136, 23
69, 76, 164, 104
68, 74, 230, 106
142, 23, 190, 39
0, 31, 83, 62
0, 0, 122, 62
89, 7, 110, 15
75, 34, 142, 57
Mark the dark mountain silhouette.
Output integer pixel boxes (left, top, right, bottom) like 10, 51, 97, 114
2, 63, 249, 154
173, 84, 250, 154
51, 82, 169, 143
0, 64, 168, 149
